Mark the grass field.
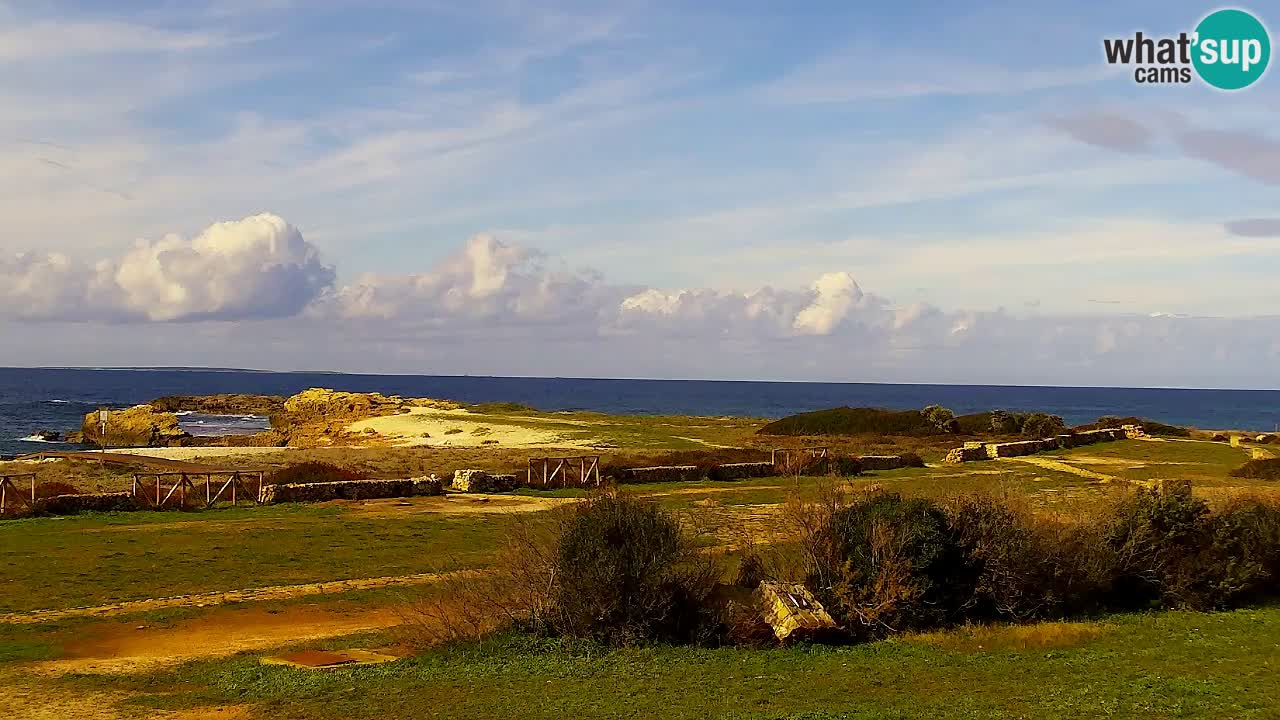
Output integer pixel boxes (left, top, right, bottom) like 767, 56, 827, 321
3, 435, 1279, 719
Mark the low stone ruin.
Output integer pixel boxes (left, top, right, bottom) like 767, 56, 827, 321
755, 582, 837, 643
37, 492, 137, 515
451, 470, 520, 493
857, 455, 912, 471
615, 465, 702, 484
262, 478, 432, 503
944, 427, 1130, 464
707, 462, 776, 482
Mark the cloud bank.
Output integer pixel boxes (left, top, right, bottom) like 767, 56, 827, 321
4, 213, 1279, 387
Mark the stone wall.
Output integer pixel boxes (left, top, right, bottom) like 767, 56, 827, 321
707, 462, 776, 482
262, 479, 425, 503
451, 470, 520, 493
616, 465, 702, 484
36, 492, 137, 515
944, 427, 1128, 464
856, 455, 912, 471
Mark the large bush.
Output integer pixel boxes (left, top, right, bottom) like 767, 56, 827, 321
551, 495, 719, 645
808, 493, 974, 636
921, 405, 959, 434
1019, 413, 1067, 438
1230, 458, 1280, 480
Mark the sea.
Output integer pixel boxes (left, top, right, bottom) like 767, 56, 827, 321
2, 367, 1278, 458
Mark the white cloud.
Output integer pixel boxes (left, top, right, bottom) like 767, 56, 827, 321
793, 272, 862, 335
1, 213, 334, 322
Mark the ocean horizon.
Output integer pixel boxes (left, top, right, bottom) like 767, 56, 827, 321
3, 367, 1279, 457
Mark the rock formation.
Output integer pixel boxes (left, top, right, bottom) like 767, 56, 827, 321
80, 405, 190, 448
150, 394, 286, 416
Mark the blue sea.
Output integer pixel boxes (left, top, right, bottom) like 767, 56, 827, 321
2, 367, 1278, 458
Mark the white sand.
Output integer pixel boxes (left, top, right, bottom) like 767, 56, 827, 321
347, 407, 588, 448
107, 447, 297, 460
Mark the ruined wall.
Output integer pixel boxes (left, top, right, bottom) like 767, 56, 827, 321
616, 465, 702, 484
451, 470, 520, 493
261, 479, 426, 503
707, 462, 776, 482
36, 492, 137, 515
944, 427, 1129, 464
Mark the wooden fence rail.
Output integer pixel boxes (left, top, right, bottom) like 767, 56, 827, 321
526, 456, 601, 489
131, 471, 266, 509
0, 473, 37, 515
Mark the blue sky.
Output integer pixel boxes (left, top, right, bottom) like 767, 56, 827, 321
1, 0, 1279, 386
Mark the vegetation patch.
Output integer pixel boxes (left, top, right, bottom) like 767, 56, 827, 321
264, 462, 368, 486
1230, 458, 1280, 480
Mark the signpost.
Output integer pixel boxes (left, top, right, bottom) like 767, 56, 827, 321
97, 407, 110, 464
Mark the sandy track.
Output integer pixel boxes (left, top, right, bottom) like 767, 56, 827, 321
0, 570, 480, 625
1004, 457, 1118, 482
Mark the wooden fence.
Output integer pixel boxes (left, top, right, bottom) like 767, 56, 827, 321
770, 447, 829, 474
527, 456, 601, 489
0, 473, 36, 515
131, 470, 266, 509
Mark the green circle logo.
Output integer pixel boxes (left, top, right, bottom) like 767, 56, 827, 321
1193, 9, 1270, 90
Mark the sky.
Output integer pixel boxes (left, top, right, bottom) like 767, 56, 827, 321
1, 0, 1279, 387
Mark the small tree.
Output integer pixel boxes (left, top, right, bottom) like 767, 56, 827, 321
1020, 412, 1066, 438
922, 405, 959, 433
989, 409, 1018, 434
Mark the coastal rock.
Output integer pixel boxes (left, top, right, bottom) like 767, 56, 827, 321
80, 405, 190, 448
150, 394, 286, 416
33, 430, 62, 442
283, 388, 410, 420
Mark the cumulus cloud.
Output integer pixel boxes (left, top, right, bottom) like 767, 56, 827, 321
7, 218, 1280, 387
324, 234, 618, 332
1, 213, 334, 322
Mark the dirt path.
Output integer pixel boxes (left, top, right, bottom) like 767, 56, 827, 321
0, 570, 479, 625
1003, 456, 1118, 482
14, 450, 233, 472
36, 604, 406, 675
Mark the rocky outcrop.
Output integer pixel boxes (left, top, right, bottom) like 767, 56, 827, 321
755, 582, 838, 643
451, 470, 520, 493
80, 405, 190, 448
282, 388, 410, 421
150, 394, 286, 416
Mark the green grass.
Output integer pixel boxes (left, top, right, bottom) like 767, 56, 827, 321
58, 606, 1280, 720
0, 504, 508, 613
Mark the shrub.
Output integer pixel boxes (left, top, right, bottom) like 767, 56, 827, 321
758, 407, 950, 436
551, 494, 720, 645
264, 461, 367, 485
1103, 480, 1216, 609
809, 492, 974, 636
33, 481, 82, 499
1020, 413, 1066, 438
922, 405, 959, 434
1090, 416, 1191, 438
469, 402, 539, 413
1230, 458, 1280, 480
947, 494, 1112, 620
898, 452, 926, 468
988, 409, 1017, 434
1199, 495, 1280, 606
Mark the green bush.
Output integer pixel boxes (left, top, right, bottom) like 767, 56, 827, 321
1020, 413, 1066, 438
550, 495, 719, 645
921, 405, 959, 433
1087, 416, 1192, 438
264, 462, 367, 485
758, 407, 948, 436
947, 494, 1112, 620
1230, 458, 1280, 480
1104, 480, 1215, 609
810, 493, 974, 636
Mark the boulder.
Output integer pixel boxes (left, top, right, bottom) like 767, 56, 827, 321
80, 405, 190, 448
755, 582, 837, 643
451, 470, 519, 493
